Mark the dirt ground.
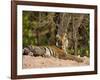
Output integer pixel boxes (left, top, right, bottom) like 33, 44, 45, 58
22, 55, 89, 69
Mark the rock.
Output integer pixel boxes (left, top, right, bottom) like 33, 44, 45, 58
28, 52, 34, 56
23, 48, 30, 55
32, 47, 46, 56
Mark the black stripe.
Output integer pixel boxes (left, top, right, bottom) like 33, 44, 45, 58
53, 49, 55, 57
51, 48, 55, 57
42, 46, 46, 53
42, 46, 46, 51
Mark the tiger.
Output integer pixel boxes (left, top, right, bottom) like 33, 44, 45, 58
23, 45, 83, 62
56, 33, 68, 54
23, 33, 83, 62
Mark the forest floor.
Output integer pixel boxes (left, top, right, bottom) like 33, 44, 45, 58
22, 55, 89, 69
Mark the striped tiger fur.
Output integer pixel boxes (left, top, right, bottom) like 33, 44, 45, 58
23, 45, 83, 62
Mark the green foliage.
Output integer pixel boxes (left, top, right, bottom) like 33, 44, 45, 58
23, 11, 36, 47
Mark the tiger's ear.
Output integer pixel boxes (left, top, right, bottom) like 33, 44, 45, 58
60, 33, 65, 39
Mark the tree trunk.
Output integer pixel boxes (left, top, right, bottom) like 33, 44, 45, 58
36, 30, 39, 46
72, 16, 78, 55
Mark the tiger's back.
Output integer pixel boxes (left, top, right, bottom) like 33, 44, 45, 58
49, 46, 67, 59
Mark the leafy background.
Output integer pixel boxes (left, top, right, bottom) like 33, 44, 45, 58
23, 11, 90, 57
